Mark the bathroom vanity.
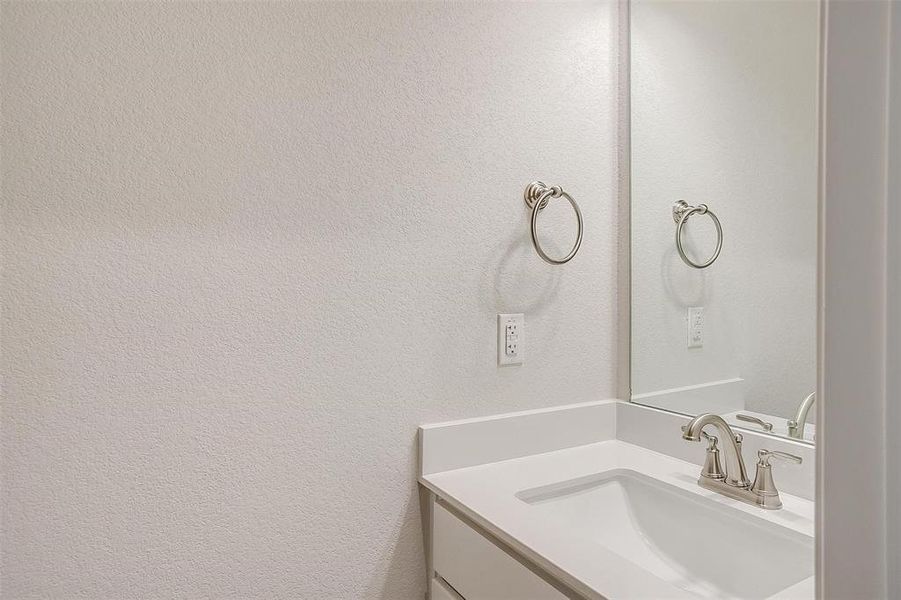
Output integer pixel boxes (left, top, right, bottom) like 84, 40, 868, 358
419, 401, 814, 600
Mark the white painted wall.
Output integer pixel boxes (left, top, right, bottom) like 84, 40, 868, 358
0, 3, 619, 598
630, 1, 819, 422
818, 1, 892, 597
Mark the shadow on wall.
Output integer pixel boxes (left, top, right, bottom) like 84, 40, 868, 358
484, 200, 562, 316
363, 433, 429, 599
660, 241, 707, 308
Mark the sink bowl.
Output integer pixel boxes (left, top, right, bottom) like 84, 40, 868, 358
516, 469, 814, 599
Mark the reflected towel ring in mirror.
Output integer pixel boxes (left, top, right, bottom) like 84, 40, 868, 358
672, 200, 723, 269
523, 181, 583, 265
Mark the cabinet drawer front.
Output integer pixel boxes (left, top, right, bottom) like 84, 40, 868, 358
432, 501, 567, 600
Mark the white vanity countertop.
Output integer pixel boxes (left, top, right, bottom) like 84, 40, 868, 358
420, 440, 815, 600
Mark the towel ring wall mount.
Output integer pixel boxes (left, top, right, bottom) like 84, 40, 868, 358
672, 200, 723, 269
524, 181, 583, 265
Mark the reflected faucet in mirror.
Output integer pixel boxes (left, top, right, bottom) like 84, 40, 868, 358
736, 413, 774, 432
787, 392, 816, 440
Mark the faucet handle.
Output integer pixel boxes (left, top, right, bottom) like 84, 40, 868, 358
681, 426, 725, 480
736, 414, 774, 432
757, 449, 803, 466
751, 449, 802, 509
700, 434, 725, 480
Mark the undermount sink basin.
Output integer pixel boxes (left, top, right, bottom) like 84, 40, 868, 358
516, 469, 814, 599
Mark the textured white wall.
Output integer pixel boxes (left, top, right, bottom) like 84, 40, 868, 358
0, 3, 618, 598
629, 0, 819, 421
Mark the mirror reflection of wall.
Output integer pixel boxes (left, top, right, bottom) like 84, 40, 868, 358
629, 0, 819, 443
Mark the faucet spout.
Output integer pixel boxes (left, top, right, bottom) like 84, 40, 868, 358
682, 414, 751, 488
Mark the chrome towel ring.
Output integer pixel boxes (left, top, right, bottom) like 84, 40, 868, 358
672, 200, 723, 269
523, 181, 583, 265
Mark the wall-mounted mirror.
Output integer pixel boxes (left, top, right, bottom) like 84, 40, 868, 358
630, 0, 820, 444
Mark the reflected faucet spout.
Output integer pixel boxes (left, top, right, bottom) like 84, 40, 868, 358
682, 414, 751, 488
787, 392, 816, 439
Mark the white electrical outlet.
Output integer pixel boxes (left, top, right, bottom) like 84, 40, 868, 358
688, 307, 704, 348
498, 313, 524, 366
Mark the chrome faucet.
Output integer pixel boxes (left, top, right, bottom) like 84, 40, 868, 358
682, 414, 750, 487
787, 392, 815, 439
682, 413, 802, 510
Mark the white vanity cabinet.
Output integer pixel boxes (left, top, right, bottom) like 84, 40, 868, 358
428, 498, 570, 600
